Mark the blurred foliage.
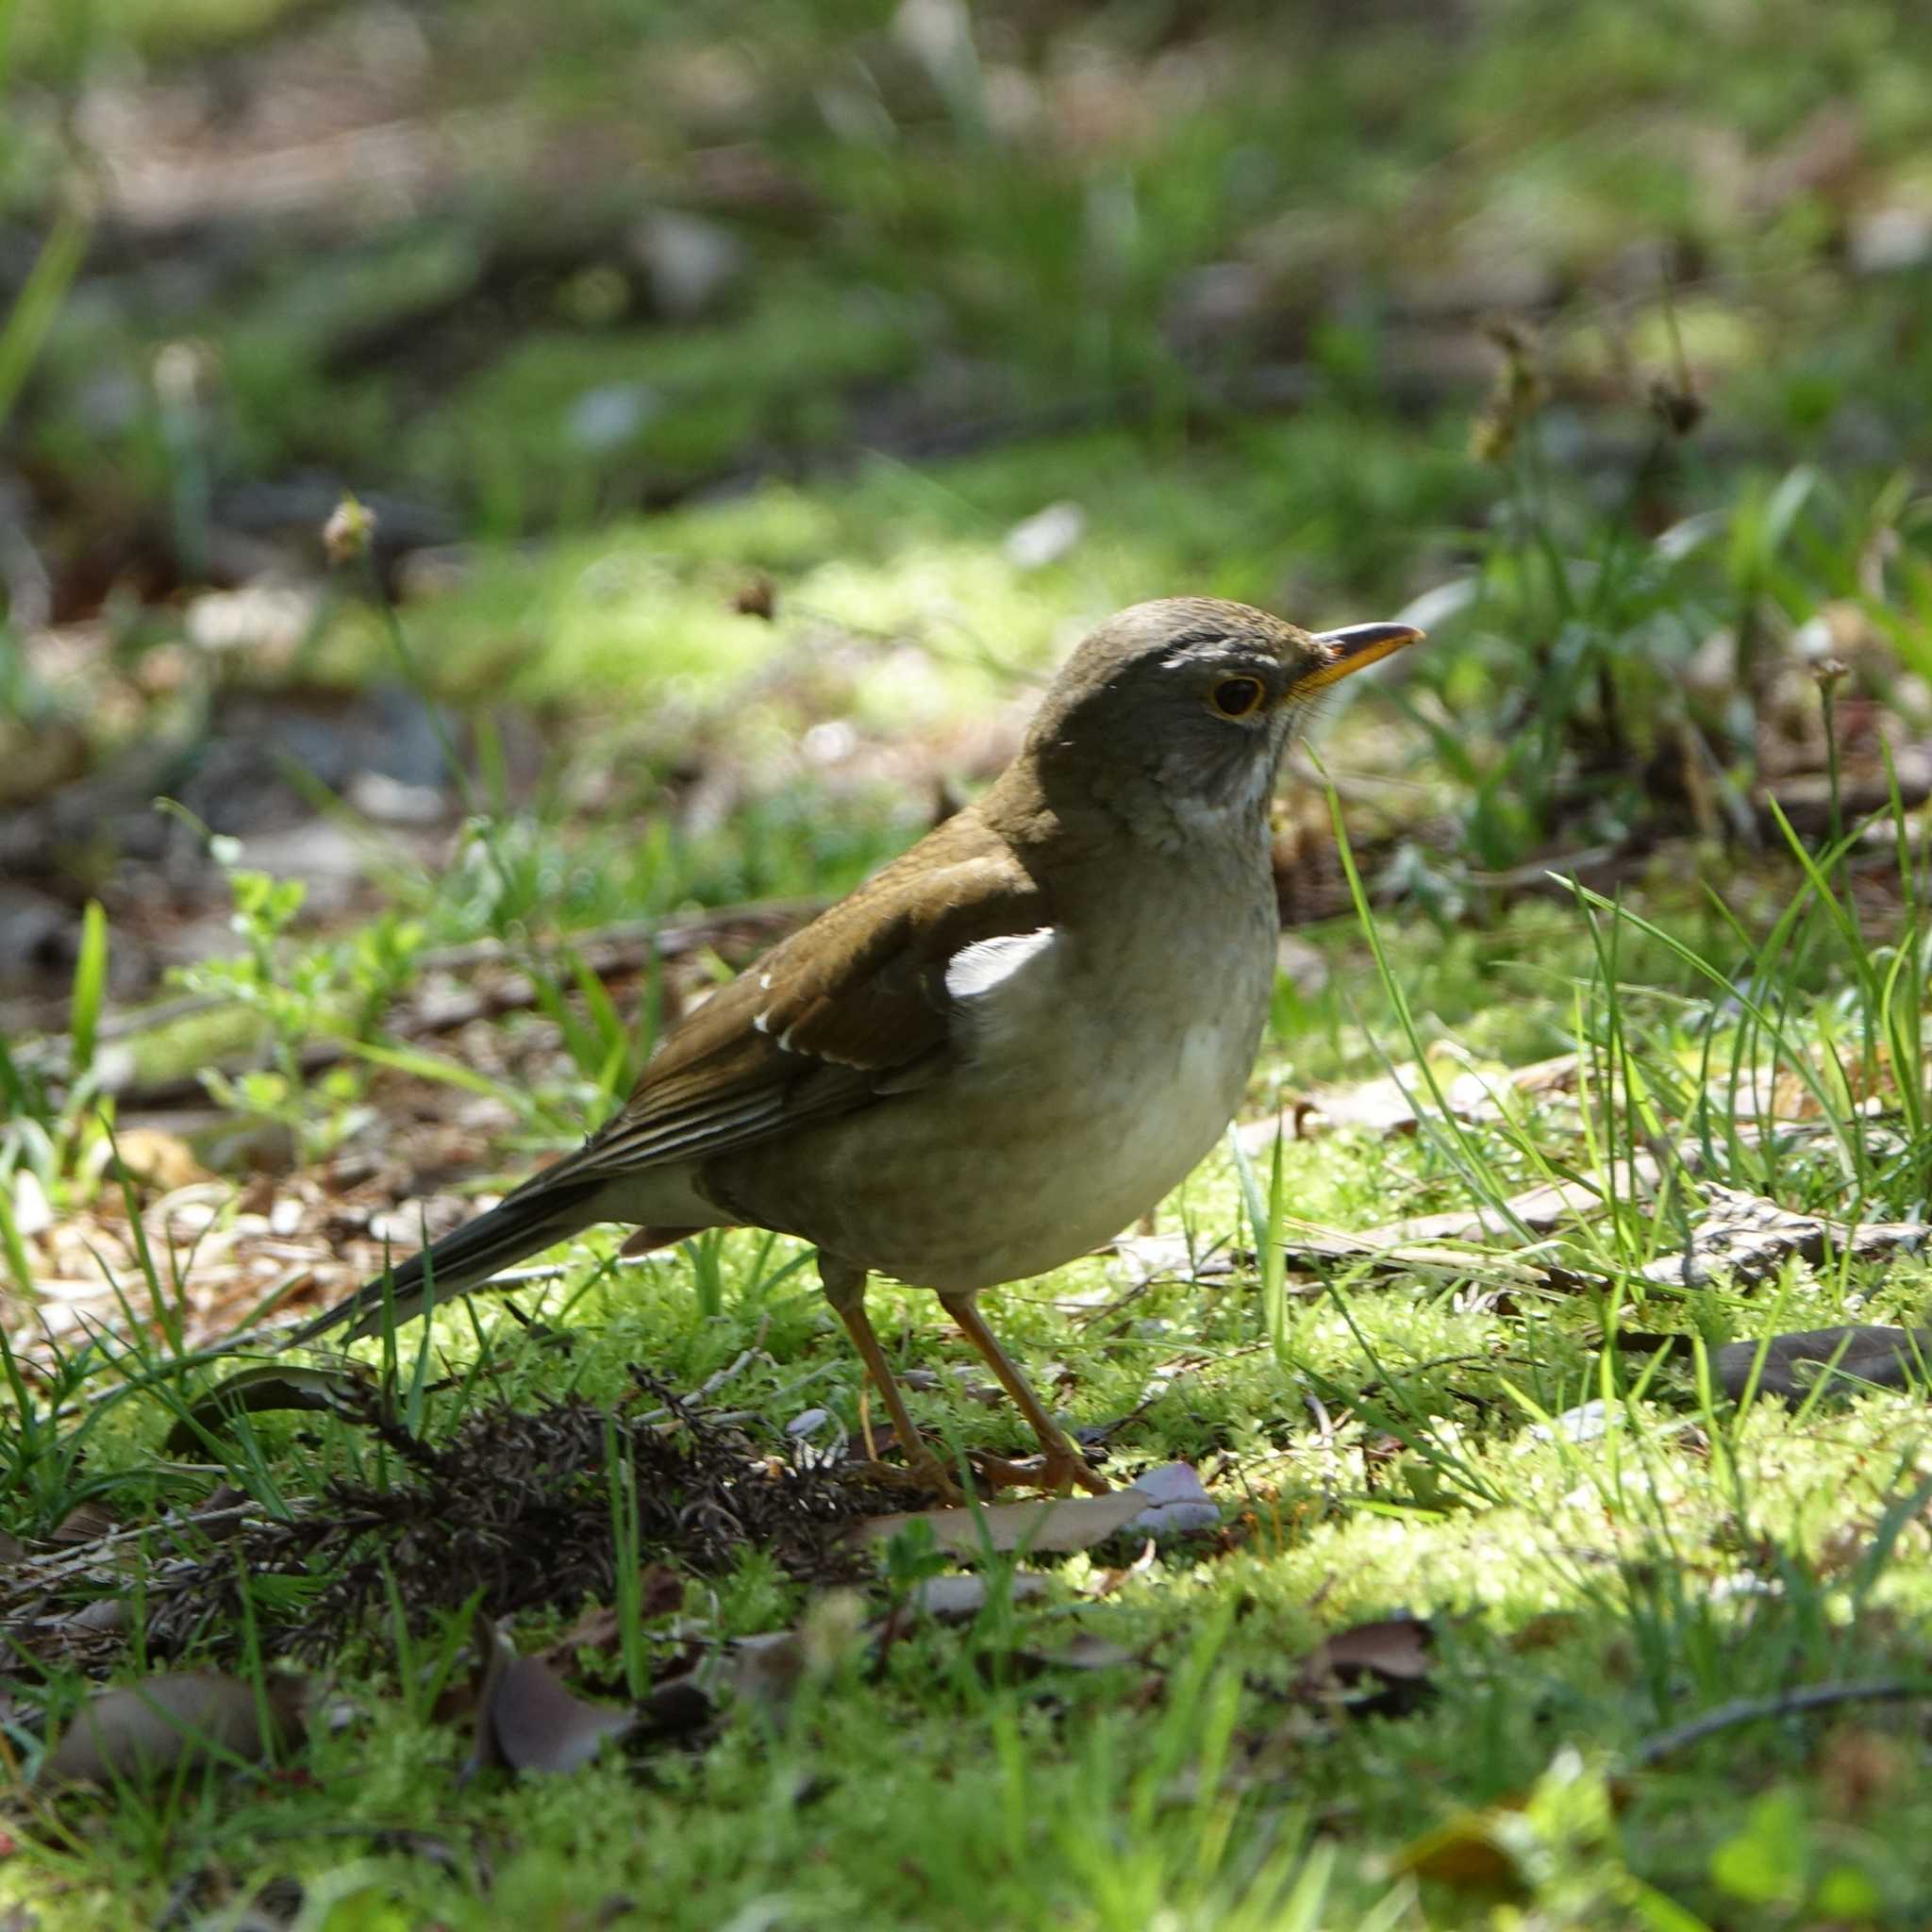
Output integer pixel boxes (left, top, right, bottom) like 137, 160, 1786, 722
7, 0, 1932, 928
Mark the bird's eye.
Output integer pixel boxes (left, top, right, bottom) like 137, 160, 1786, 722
1209, 676, 1266, 719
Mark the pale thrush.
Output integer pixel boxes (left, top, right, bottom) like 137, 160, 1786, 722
287, 598, 1422, 1497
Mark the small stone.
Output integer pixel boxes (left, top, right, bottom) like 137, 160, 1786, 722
566, 384, 658, 454
629, 211, 745, 320
1003, 502, 1084, 571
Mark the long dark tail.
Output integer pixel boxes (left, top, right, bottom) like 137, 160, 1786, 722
287, 1178, 604, 1347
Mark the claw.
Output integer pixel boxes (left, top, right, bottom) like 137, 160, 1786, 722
971, 1446, 1110, 1497
848, 1448, 971, 1507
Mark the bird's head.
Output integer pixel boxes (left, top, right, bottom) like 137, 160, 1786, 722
1018, 597, 1422, 842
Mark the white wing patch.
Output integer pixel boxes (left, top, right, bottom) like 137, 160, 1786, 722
944, 927, 1056, 1001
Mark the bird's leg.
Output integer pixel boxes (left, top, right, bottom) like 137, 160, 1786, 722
818, 1256, 964, 1504
937, 1291, 1109, 1496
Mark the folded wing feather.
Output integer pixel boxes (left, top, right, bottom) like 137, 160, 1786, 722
518, 824, 1052, 1194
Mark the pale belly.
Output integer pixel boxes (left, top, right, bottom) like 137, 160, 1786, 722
708, 899, 1274, 1293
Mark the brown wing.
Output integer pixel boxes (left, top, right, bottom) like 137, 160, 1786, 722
522, 812, 1049, 1191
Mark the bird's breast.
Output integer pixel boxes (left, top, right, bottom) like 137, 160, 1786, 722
712, 864, 1276, 1293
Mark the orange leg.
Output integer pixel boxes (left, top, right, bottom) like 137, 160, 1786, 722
938, 1291, 1109, 1496
819, 1257, 964, 1503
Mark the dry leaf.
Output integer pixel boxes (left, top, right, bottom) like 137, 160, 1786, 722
1642, 1186, 1926, 1290
51, 1501, 120, 1545
41, 1670, 309, 1786
987, 1631, 1144, 1683
1242, 1053, 1579, 1146
1276, 1158, 1661, 1285
1394, 1814, 1524, 1894
1124, 1462, 1219, 1538
1029, 1632, 1140, 1671
1356, 1159, 1661, 1248
1715, 1325, 1932, 1402
109, 1127, 210, 1191
1105, 1231, 1237, 1288
1507, 1612, 1585, 1654
907, 1573, 1050, 1621
487, 1655, 636, 1774
540, 1565, 686, 1664
1274, 1218, 1549, 1283
1295, 1615, 1436, 1718
165, 1363, 383, 1451
720, 1628, 810, 1712
852, 1463, 1206, 1556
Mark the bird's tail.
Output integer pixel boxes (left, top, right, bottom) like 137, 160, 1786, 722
287, 1178, 604, 1347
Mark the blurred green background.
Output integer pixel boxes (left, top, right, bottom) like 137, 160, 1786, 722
13, 15, 1932, 1927
6, 0, 1932, 1000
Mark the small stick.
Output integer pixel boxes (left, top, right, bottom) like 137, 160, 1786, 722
1631, 1677, 1917, 1766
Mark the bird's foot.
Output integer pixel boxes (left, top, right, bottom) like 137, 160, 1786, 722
972, 1443, 1110, 1498
849, 1452, 970, 1508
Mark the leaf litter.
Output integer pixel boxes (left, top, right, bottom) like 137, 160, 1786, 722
852, 1462, 1218, 1557
37, 1670, 313, 1787
1714, 1324, 1932, 1402
4, 1374, 905, 1673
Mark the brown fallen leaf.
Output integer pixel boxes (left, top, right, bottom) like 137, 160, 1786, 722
1104, 1230, 1239, 1288
983, 1630, 1146, 1684
40, 1670, 310, 1786
1281, 1070, 1429, 1140
1295, 1615, 1436, 1719
1357, 1159, 1662, 1247
459, 1618, 517, 1776
109, 1127, 210, 1191
1081, 1538, 1158, 1599
1507, 1611, 1586, 1654
1275, 1157, 1663, 1281
1642, 1186, 1927, 1290
1241, 1053, 1580, 1146
51, 1501, 120, 1545
907, 1573, 1051, 1621
539, 1565, 687, 1665
1274, 1217, 1551, 1284
486, 1654, 637, 1774
851, 1464, 1202, 1556
1024, 1631, 1141, 1672
720, 1628, 810, 1712
165, 1362, 384, 1452
1393, 1812, 1526, 1895
1715, 1324, 1932, 1402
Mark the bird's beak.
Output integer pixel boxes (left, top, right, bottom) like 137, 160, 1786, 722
1291, 621, 1424, 697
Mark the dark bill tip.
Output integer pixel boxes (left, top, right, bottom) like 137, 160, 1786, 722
1293, 620, 1425, 694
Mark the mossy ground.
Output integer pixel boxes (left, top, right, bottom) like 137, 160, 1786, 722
9, 4, 1932, 1927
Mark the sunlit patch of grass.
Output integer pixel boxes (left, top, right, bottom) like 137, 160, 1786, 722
395, 277, 925, 532
14, 829, 1932, 1924
16, 4, 1932, 1921
361, 412, 1484, 736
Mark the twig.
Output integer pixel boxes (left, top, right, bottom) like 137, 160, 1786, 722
1631, 1677, 1919, 1766
0, 1502, 267, 1597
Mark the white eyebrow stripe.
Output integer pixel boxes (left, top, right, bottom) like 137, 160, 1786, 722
944, 928, 1057, 1001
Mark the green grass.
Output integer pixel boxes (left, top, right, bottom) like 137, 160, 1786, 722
10, 2, 1932, 1925
9, 795, 1932, 1927
11, 375, 1932, 1929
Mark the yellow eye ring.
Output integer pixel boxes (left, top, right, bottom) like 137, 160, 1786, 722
1209, 675, 1266, 719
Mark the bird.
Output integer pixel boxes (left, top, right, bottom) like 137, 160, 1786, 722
285, 598, 1422, 1500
